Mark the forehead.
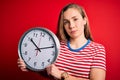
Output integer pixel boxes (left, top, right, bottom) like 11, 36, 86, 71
63, 8, 81, 19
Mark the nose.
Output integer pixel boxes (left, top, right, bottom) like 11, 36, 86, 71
69, 21, 75, 29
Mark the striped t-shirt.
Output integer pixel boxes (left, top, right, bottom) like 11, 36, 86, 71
55, 40, 106, 79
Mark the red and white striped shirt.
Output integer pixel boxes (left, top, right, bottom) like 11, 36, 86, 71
55, 40, 106, 79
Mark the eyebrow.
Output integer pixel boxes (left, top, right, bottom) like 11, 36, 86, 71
63, 16, 77, 21
71, 16, 77, 19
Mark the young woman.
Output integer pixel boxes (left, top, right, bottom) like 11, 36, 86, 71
18, 3, 106, 80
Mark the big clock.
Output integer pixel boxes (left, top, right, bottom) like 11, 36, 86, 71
18, 27, 60, 71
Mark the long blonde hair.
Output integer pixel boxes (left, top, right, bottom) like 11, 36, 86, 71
56, 3, 93, 42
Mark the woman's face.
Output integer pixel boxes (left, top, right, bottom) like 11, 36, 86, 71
63, 8, 86, 39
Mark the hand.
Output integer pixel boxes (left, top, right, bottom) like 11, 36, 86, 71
46, 64, 63, 79
17, 58, 28, 71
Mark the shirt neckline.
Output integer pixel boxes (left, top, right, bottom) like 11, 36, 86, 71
67, 39, 91, 52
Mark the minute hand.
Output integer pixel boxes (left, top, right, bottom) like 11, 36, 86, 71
36, 46, 54, 50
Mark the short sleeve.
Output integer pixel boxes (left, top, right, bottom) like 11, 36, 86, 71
91, 44, 106, 70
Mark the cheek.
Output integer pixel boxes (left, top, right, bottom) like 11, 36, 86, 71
64, 27, 71, 36
77, 23, 85, 32
76, 20, 85, 30
64, 26, 69, 32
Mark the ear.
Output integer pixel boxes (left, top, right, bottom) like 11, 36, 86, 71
83, 17, 87, 25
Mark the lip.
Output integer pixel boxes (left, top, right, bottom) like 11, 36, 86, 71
71, 30, 77, 34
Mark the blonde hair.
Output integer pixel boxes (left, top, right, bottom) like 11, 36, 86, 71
56, 3, 93, 41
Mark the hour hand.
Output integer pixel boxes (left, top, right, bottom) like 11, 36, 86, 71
30, 38, 41, 52
35, 45, 54, 50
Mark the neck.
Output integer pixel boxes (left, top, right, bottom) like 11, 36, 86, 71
69, 35, 88, 49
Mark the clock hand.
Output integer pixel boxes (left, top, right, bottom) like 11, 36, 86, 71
35, 36, 42, 56
30, 38, 41, 52
35, 46, 54, 50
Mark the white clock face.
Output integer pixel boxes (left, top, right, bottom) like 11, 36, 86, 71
18, 27, 60, 71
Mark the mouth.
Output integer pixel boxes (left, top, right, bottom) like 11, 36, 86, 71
71, 30, 77, 34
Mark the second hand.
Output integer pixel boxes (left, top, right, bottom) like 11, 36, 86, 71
35, 34, 42, 56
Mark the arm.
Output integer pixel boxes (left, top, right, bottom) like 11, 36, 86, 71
89, 44, 106, 80
61, 68, 105, 80
90, 68, 106, 80
46, 64, 106, 80
61, 73, 89, 80
46, 64, 89, 80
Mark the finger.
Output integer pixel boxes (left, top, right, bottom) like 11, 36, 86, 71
17, 59, 23, 63
18, 64, 28, 71
51, 64, 55, 67
17, 59, 26, 65
17, 61, 25, 65
46, 64, 52, 71
46, 65, 52, 75
17, 63, 26, 69
18, 58, 24, 63
21, 67, 28, 71
18, 61, 26, 68
18, 58, 23, 61
46, 67, 50, 74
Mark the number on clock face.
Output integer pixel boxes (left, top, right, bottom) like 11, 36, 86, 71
18, 28, 59, 71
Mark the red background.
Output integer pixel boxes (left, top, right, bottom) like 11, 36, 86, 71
1, 0, 120, 80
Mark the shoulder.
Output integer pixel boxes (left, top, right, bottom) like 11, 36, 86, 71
89, 41, 105, 50
59, 41, 68, 50
89, 41, 106, 56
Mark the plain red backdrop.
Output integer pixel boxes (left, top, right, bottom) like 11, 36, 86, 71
1, 0, 120, 80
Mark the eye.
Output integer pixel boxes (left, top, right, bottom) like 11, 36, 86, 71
73, 18, 78, 21
63, 20, 69, 26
